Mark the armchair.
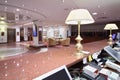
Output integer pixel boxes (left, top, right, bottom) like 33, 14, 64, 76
48, 38, 56, 46
42, 38, 48, 48
61, 38, 70, 46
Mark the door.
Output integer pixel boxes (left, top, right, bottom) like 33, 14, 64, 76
7, 28, 16, 43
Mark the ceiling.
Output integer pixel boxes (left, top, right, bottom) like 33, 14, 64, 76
0, 0, 120, 27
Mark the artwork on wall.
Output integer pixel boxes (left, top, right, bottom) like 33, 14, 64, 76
54, 29, 59, 38
1, 32, 4, 36
17, 32, 19, 35
42, 26, 68, 39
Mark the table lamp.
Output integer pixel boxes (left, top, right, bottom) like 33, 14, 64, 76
65, 9, 94, 56
104, 23, 118, 46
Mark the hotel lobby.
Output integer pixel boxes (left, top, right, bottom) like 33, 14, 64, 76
0, 0, 120, 80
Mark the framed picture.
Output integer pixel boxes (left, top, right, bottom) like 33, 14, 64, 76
54, 29, 59, 38
17, 32, 19, 35
1, 32, 4, 36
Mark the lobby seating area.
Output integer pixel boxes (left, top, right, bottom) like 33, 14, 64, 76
42, 37, 71, 47
48, 38, 57, 47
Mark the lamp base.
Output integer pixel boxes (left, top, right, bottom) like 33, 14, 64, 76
107, 41, 113, 46
75, 50, 90, 56
75, 52, 84, 56
108, 34, 113, 46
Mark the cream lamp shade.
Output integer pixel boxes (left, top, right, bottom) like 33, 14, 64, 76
104, 24, 118, 30
65, 9, 94, 25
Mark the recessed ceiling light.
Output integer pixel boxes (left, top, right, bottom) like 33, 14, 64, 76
16, 8, 20, 11
92, 12, 98, 15
5, 0, 8, 3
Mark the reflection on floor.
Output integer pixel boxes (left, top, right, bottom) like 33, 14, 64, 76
0, 47, 28, 59
35, 48, 48, 54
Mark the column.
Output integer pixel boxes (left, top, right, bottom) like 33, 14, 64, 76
32, 23, 39, 45
24, 27, 28, 41
16, 27, 20, 42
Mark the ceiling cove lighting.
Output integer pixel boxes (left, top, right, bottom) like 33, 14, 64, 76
65, 9, 94, 56
0, 3, 47, 20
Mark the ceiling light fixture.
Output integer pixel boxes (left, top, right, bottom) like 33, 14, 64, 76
5, 0, 8, 3
16, 8, 20, 11
92, 12, 98, 15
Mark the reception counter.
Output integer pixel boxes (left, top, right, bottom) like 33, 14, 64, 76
33, 40, 107, 79
0, 40, 107, 80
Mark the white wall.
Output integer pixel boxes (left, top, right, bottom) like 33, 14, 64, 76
0, 26, 7, 43
47, 27, 54, 38
67, 26, 71, 37
43, 26, 68, 39
24, 27, 28, 41
59, 26, 67, 39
